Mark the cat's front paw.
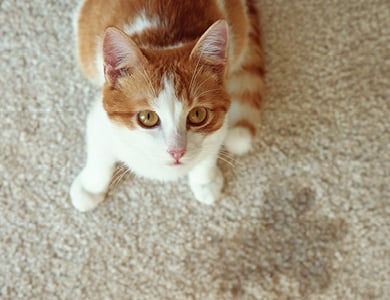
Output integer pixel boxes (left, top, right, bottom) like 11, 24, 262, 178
189, 167, 224, 205
70, 174, 106, 212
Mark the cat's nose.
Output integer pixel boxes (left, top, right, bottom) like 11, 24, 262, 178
168, 148, 186, 162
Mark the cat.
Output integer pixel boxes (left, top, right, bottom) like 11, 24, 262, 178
70, 0, 264, 211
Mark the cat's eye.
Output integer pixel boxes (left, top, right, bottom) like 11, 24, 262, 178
138, 110, 160, 128
188, 107, 208, 126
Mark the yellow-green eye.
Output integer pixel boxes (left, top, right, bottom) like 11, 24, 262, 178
188, 107, 208, 126
138, 110, 159, 128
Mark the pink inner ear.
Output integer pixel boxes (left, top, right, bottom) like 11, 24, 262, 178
103, 28, 143, 82
191, 20, 229, 63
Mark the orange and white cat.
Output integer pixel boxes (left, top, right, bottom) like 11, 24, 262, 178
70, 0, 264, 211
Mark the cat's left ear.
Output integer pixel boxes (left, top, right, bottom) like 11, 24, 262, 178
190, 20, 229, 67
103, 27, 146, 84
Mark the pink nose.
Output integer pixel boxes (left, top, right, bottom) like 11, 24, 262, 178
168, 149, 186, 162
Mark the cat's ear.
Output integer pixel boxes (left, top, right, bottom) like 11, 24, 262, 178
190, 20, 228, 66
103, 27, 146, 84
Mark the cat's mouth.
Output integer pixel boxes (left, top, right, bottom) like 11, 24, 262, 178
167, 151, 197, 167
168, 157, 193, 167
169, 161, 184, 166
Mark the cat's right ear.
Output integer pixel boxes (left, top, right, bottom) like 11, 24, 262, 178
190, 20, 228, 67
103, 27, 146, 84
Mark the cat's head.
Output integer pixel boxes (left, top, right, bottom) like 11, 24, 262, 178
101, 21, 230, 180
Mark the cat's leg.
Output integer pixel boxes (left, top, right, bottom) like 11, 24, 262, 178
70, 105, 116, 212
188, 152, 223, 205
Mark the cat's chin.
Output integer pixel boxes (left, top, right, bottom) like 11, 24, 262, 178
125, 160, 193, 182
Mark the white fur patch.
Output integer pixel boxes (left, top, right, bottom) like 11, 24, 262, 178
227, 101, 260, 126
224, 126, 253, 155
158, 42, 185, 50
71, 175, 106, 212
123, 12, 159, 36
189, 166, 224, 205
153, 76, 187, 149
125, 14, 184, 50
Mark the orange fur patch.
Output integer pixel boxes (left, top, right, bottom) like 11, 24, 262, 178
102, 44, 230, 133
77, 0, 265, 131
234, 120, 257, 136
230, 90, 263, 110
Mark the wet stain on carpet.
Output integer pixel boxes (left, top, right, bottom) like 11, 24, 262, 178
187, 182, 348, 299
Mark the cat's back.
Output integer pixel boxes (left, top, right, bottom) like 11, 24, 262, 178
76, 0, 253, 83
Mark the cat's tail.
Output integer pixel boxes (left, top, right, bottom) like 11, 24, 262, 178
224, 0, 264, 156
223, 54, 264, 155
224, 101, 261, 156
224, 62, 264, 155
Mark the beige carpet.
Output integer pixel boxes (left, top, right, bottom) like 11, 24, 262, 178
1, 0, 389, 299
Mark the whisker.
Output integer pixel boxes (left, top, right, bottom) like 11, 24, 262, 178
134, 65, 157, 98
195, 144, 239, 168
144, 69, 157, 98
115, 170, 131, 190
191, 75, 211, 98
110, 172, 124, 190
111, 164, 126, 183
110, 164, 131, 190
217, 155, 235, 168
219, 152, 239, 166
219, 149, 237, 157
194, 88, 221, 99
189, 53, 204, 97
190, 44, 213, 98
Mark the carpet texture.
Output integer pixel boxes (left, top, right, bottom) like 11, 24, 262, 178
1, 0, 389, 299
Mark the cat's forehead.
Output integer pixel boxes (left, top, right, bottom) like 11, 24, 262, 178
143, 45, 199, 80
153, 76, 186, 124
147, 58, 220, 103
143, 42, 195, 66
